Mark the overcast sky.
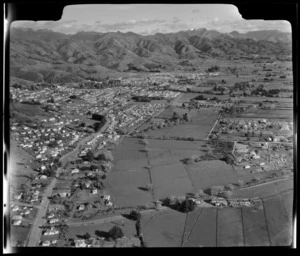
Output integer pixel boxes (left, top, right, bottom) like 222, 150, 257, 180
11, 4, 291, 35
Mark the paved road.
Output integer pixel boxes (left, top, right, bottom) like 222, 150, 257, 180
26, 174, 59, 246
26, 119, 111, 246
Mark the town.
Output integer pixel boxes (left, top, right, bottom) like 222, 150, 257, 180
9, 56, 294, 248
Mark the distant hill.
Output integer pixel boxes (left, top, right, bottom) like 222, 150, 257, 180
10, 27, 292, 83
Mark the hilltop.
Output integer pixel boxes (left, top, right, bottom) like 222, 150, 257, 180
10, 27, 292, 83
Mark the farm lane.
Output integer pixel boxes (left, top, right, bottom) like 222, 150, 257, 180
67, 207, 169, 226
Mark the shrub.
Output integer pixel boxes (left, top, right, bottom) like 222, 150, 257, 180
108, 226, 124, 240
208, 185, 225, 196
225, 184, 235, 191
219, 190, 233, 198
252, 177, 261, 183
129, 210, 141, 221
236, 180, 244, 187
146, 183, 153, 191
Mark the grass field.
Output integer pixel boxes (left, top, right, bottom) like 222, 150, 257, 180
151, 163, 194, 200
183, 208, 217, 247
141, 179, 294, 247
263, 195, 293, 246
10, 139, 36, 190
185, 160, 238, 190
68, 218, 136, 240
142, 209, 186, 247
217, 208, 244, 247
105, 169, 152, 207
242, 200, 270, 246
10, 225, 31, 247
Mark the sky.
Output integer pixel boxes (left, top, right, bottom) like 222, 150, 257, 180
11, 4, 291, 35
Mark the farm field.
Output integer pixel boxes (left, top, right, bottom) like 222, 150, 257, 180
105, 169, 152, 207
217, 208, 244, 247
10, 225, 31, 247
185, 160, 238, 190
68, 218, 136, 240
142, 209, 186, 247
263, 194, 293, 246
183, 208, 217, 247
144, 123, 210, 140
232, 177, 293, 199
142, 191, 293, 247
242, 200, 270, 246
10, 139, 36, 190
151, 163, 194, 200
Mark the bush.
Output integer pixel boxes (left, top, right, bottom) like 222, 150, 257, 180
130, 210, 141, 221
108, 225, 124, 240
208, 185, 225, 196
225, 184, 235, 191
146, 183, 153, 191
236, 180, 244, 187
219, 190, 233, 198
83, 232, 91, 239
98, 151, 114, 162
195, 189, 205, 197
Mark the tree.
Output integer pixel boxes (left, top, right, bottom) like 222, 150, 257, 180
129, 210, 141, 221
86, 150, 94, 162
98, 151, 114, 162
83, 232, 91, 239
219, 190, 233, 198
108, 225, 124, 240
208, 185, 225, 196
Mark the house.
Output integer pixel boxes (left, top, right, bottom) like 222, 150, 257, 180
78, 205, 85, 211
42, 240, 51, 246
49, 218, 59, 224
75, 239, 87, 247
71, 168, 79, 174
12, 215, 23, 220
47, 213, 55, 219
13, 219, 22, 226
92, 189, 97, 195
14, 193, 23, 200
12, 206, 19, 212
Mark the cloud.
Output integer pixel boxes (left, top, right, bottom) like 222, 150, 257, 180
111, 5, 135, 10
98, 19, 167, 32
200, 18, 291, 33
172, 17, 181, 23
163, 22, 190, 32
11, 20, 103, 34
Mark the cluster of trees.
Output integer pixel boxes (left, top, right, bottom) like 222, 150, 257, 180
207, 65, 220, 72
162, 196, 197, 213
251, 85, 281, 97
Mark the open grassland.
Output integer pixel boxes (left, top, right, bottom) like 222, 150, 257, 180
143, 190, 293, 247
68, 218, 136, 240
263, 195, 293, 246
105, 169, 153, 207
10, 225, 31, 247
217, 208, 244, 247
232, 177, 293, 199
142, 209, 186, 247
242, 200, 270, 246
185, 160, 238, 190
10, 139, 36, 190
151, 163, 194, 200
183, 208, 217, 247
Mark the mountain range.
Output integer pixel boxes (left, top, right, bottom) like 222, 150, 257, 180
10, 27, 292, 83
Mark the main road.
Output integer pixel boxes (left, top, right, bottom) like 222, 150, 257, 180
26, 119, 111, 246
26, 171, 60, 246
